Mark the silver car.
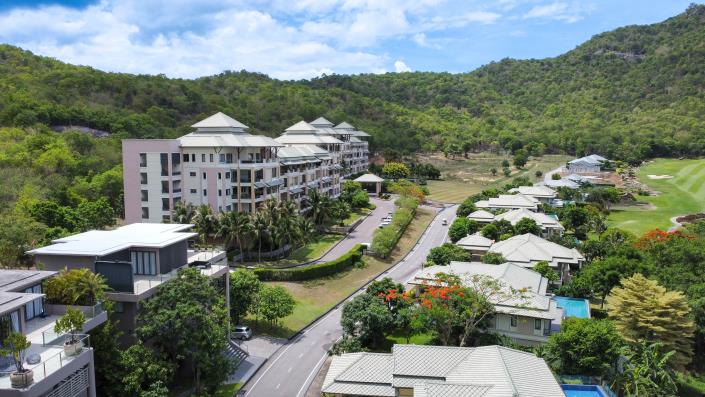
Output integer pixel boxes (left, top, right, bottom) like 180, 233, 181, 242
233, 325, 252, 340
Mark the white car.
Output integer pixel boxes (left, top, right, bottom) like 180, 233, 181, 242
233, 325, 252, 340
441, 219, 448, 226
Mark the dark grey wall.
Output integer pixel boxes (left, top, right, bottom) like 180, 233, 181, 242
95, 261, 134, 293
100, 249, 130, 262
158, 240, 188, 274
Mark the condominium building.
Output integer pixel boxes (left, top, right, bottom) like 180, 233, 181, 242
123, 112, 369, 224
0, 269, 107, 397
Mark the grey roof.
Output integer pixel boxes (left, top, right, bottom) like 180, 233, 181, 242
284, 120, 318, 133
179, 132, 283, 148
275, 134, 343, 145
28, 223, 197, 257
455, 233, 494, 250
334, 121, 355, 130
494, 208, 564, 231
569, 154, 607, 165
475, 194, 538, 210
354, 173, 384, 183
309, 116, 334, 127
191, 112, 249, 130
488, 233, 584, 268
0, 270, 57, 292
508, 185, 557, 199
544, 178, 580, 189
0, 291, 45, 316
467, 210, 496, 221
325, 345, 564, 397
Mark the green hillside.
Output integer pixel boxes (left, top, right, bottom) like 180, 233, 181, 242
1, 5, 705, 162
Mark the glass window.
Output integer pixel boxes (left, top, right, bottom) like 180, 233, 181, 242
162, 198, 170, 211
189, 171, 196, 177
139, 153, 147, 167
203, 189, 207, 196
191, 154, 195, 162
141, 207, 149, 219
510, 315, 517, 327
141, 190, 149, 202
219, 154, 225, 163
160, 153, 168, 176
131, 251, 156, 275
210, 154, 214, 162
218, 189, 222, 196
161, 180, 169, 193
140, 172, 148, 184
190, 189, 197, 194
202, 154, 206, 162
535, 319, 542, 330
218, 172, 222, 180
226, 153, 233, 163
183, 154, 189, 162
203, 172, 207, 180
225, 172, 230, 179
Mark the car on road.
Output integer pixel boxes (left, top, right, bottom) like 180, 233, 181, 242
233, 325, 252, 340
442, 218, 448, 226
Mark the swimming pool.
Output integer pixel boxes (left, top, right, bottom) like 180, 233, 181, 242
554, 296, 591, 318
561, 384, 609, 397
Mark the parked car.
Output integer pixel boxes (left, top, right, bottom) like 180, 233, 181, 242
233, 326, 252, 340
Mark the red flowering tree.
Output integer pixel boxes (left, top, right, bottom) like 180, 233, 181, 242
416, 273, 528, 347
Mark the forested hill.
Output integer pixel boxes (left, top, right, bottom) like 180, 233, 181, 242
1, 4, 705, 163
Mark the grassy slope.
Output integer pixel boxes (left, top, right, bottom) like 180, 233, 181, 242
251, 208, 436, 338
242, 234, 343, 268
425, 153, 572, 203
608, 158, 705, 235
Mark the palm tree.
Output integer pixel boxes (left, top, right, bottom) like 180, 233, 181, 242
191, 205, 217, 243
306, 189, 332, 228
216, 211, 252, 263
251, 211, 270, 262
73, 269, 109, 306
611, 342, 678, 397
171, 202, 196, 224
296, 218, 316, 247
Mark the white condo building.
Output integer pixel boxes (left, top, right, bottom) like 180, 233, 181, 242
123, 112, 370, 223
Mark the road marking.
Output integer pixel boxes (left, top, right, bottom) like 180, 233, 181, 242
296, 336, 342, 397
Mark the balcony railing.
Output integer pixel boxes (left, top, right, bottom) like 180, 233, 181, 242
40, 302, 105, 346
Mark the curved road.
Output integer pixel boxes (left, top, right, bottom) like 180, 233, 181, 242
242, 204, 458, 397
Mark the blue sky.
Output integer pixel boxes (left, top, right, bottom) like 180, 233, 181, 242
0, 0, 696, 79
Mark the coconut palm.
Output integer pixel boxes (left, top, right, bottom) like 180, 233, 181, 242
306, 189, 332, 228
191, 204, 217, 243
216, 211, 252, 263
296, 217, 316, 246
251, 211, 270, 262
171, 201, 196, 224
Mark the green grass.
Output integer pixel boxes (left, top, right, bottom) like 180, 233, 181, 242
250, 208, 436, 338
342, 208, 371, 226
608, 158, 705, 236
215, 383, 241, 397
243, 234, 343, 268
422, 153, 572, 203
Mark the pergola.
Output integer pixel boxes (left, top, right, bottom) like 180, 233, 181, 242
353, 173, 384, 196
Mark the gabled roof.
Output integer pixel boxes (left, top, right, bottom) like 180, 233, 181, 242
475, 194, 538, 210
310, 116, 334, 127
569, 154, 607, 165
544, 178, 580, 189
494, 209, 564, 230
354, 173, 384, 183
334, 121, 355, 130
275, 135, 343, 145
455, 233, 494, 250
508, 185, 556, 199
179, 133, 283, 148
191, 112, 248, 130
488, 233, 584, 268
285, 120, 318, 133
467, 210, 495, 221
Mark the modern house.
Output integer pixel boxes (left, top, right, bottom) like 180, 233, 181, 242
27, 223, 229, 345
494, 208, 565, 237
508, 185, 557, 203
0, 269, 107, 397
475, 194, 539, 211
122, 112, 370, 224
566, 154, 607, 173
454, 233, 494, 259
487, 233, 585, 282
409, 262, 563, 345
466, 210, 495, 224
322, 344, 566, 396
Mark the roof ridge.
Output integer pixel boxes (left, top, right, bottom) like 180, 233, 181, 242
493, 346, 520, 397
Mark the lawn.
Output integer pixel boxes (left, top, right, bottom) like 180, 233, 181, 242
251, 208, 436, 338
215, 383, 241, 397
422, 153, 572, 203
242, 234, 343, 268
608, 158, 705, 236
342, 208, 371, 226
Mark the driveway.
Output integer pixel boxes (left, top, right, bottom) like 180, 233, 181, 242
241, 204, 458, 397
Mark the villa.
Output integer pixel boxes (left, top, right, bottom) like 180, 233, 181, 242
508, 185, 557, 203
27, 223, 229, 345
487, 234, 585, 282
0, 269, 107, 397
409, 262, 563, 345
566, 154, 607, 173
494, 208, 565, 237
322, 344, 566, 396
455, 233, 494, 259
475, 194, 539, 211
466, 209, 495, 224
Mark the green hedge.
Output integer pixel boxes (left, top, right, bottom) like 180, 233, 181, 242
253, 244, 364, 281
371, 198, 419, 258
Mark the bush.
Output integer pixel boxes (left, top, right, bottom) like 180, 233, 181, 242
552, 173, 562, 180
372, 199, 418, 258
253, 245, 364, 281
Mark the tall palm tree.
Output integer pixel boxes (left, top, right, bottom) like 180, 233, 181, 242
306, 189, 332, 228
216, 211, 252, 263
191, 204, 217, 243
251, 211, 270, 262
296, 217, 316, 247
172, 201, 196, 224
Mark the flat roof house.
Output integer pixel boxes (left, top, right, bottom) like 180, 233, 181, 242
27, 223, 229, 345
487, 233, 585, 283
409, 262, 563, 345
0, 269, 107, 397
323, 344, 566, 396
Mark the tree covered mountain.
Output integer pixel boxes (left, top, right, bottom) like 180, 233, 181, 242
1, 4, 704, 164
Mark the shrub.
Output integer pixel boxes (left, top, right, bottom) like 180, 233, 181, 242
253, 245, 364, 281
552, 173, 562, 180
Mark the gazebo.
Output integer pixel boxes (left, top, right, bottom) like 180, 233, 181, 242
354, 173, 384, 196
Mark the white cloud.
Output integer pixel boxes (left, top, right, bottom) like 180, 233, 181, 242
523, 2, 589, 23
394, 60, 411, 73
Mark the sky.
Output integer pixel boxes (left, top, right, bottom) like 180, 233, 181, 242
0, 0, 697, 80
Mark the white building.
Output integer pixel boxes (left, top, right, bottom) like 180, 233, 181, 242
494, 208, 565, 237
508, 185, 557, 203
566, 154, 607, 173
475, 194, 539, 211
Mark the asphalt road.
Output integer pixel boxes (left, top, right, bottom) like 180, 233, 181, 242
242, 204, 458, 397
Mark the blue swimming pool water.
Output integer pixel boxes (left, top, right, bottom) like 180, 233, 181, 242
554, 296, 591, 318
561, 384, 608, 397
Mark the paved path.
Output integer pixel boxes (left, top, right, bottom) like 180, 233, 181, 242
241, 204, 458, 397
317, 198, 396, 262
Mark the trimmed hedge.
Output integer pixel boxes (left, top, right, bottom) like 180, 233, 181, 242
371, 197, 419, 258
253, 244, 364, 281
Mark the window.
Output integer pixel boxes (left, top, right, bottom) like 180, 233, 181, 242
220, 154, 225, 163
226, 189, 231, 196
113, 302, 124, 313
534, 319, 542, 330
272, 168, 278, 177
226, 153, 233, 163
160, 153, 168, 176
131, 251, 156, 275
191, 154, 195, 162
24, 285, 43, 320
226, 205, 232, 211
202, 154, 206, 162
210, 154, 214, 162
139, 153, 147, 167
218, 189, 222, 196
203, 172, 207, 180
225, 172, 230, 179
171, 152, 180, 166
218, 172, 222, 180
190, 171, 197, 177
141, 190, 149, 202
162, 215, 171, 221
510, 315, 518, 328
141, 207, 149, 219
162, 198, 170, 211
190, 189, 197, 194
161, 180, 169, 193
140, 172, 148, 184
203, 189, 207, 196
183, 154, 189, 162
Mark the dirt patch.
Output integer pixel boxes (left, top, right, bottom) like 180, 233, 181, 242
676, 213, 705, 224
648, 174, 674, 179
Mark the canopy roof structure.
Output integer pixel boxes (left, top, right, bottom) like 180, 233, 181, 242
354, 173, 384, 183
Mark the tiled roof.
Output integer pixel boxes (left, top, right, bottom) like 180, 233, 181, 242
191, 112, 248, 129
309, 116, 334, 127
467, 210, 496, 221
494, 208, 564, 230
393, 345, 474, 378
354, 173, 384, 183
489, 233, 584, 267
475, 194, 538, 210
414, 382, 493, 397
508, 185, 557, 198
334, 121, 355, 130
456, 233, 494, 250
179, 133, 283, 148
285, 120, 318, 133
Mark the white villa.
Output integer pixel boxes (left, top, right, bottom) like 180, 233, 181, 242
475, 194, 539, 211
455, 233, 494, 259
494, 208, 565, 237
566, 154, 607, 173
409, 262, 563, 345
508, 185, 557, 203
467, 209, 495, 224
323, 344, 566, 397
487, 233, 585, 282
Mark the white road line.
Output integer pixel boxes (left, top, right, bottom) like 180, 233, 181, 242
296, 336, 342, 397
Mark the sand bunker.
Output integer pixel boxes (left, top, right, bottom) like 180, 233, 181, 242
648, 174, 673, 179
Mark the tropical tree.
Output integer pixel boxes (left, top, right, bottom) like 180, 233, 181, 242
216, 210, 252, 261
306, 189, 332, 227
229, 270, 262, 324
191, 204, 217, 243
606, 273, 694, 370
171, 201, 196, 224
533, 261, 560, 283
44, 268, 108, 306
514, 217, 541, 235
120, 343, 176, 397
612, 342, 678, 397
254, 285, 296, 327
425, 243, 472, 266
251, 211, 270, 262
341, 293, 394, 348
382, 162, 411, 179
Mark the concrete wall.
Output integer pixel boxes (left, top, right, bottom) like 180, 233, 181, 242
35, 255, 97, 272
158, 240, 188, 274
